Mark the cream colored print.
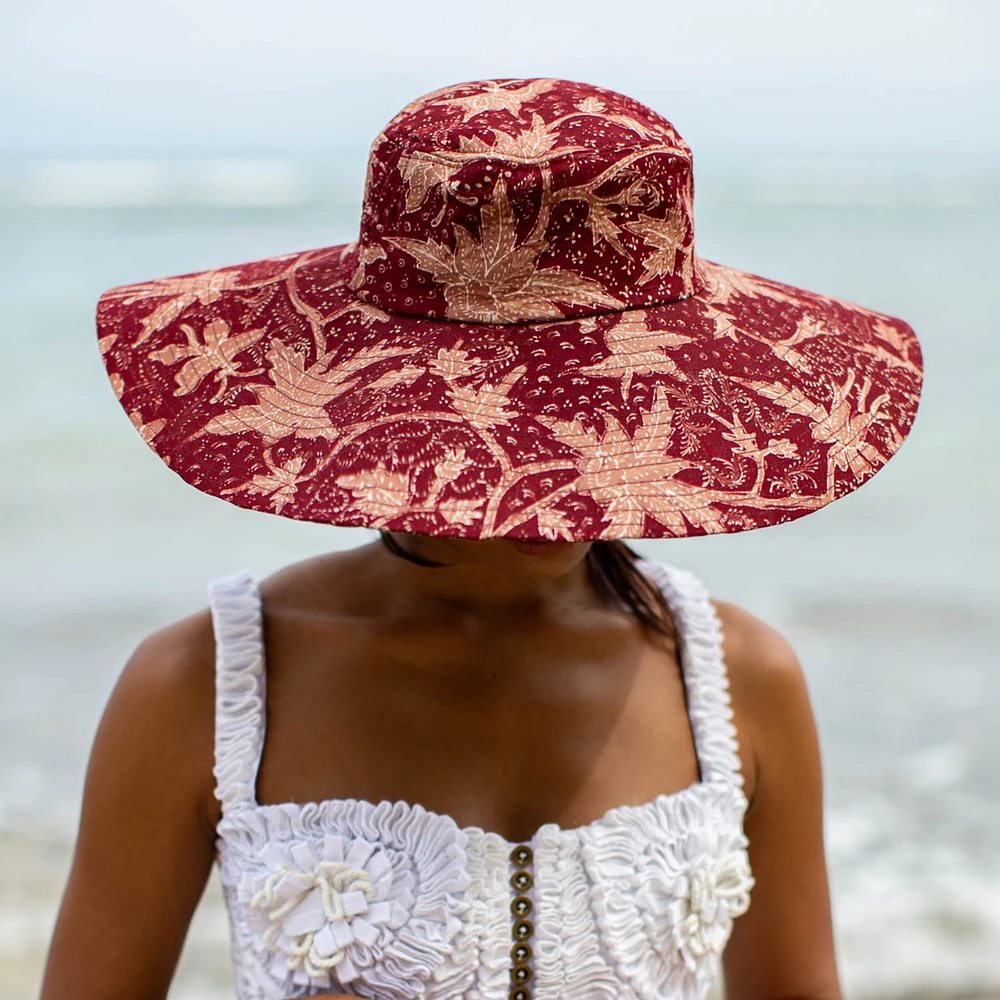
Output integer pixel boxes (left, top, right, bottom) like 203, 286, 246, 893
445, 365, 527, 431
200, 343, 421, 443
334, 466, 412, 523
149, 318, 267, 400
703, 264, 768, 307
537, 386, 727, 537
225, 450, 315, 513
575, 96, 606, 114
427, 343, 484, 381
533, 506, 576, 541
362, 364, 426, 395
625, 211, 689, 283
438, 496, 487, 527
577, 312, 693, 401
129, 411, 167, 448
114, 270, 242, 344
348, 243, 388, 291
388, 178, 621, 322
200, 342, 350, 442
735, 370, 890, 483
457, 114, 572, 161
438, 79, 556, 121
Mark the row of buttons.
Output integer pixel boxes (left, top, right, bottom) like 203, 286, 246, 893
509, 843, 534, 1000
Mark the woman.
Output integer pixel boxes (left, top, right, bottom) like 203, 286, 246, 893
41, 78, 922, 1000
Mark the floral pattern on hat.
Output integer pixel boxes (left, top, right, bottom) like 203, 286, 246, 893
97, 78, 922, 541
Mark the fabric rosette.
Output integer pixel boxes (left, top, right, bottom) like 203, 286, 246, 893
583, 786, 754, 994
638, 847, 754, 971
238, 831, 464, 993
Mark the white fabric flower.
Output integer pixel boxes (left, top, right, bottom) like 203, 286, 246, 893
241, 834, 413, 989
664, 851, 754, 970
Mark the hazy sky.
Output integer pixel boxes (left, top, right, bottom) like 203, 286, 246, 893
1, 0, 997, 157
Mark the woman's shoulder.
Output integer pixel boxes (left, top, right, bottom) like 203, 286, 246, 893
97, 608, 220, 827
710, 598, 815, 811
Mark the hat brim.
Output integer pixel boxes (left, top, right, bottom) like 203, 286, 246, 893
96, 243, 922, 541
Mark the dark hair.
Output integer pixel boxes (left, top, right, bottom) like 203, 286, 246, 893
377, 531, 675, 643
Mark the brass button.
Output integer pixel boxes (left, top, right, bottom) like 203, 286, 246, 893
510, 964, 534, 985
510, 895, 533, 918
510, 941, 533, 964
510, 989, 531, 1000
510, 844, 533, 866
510, 869, 533, 891
513, 918, 534, 941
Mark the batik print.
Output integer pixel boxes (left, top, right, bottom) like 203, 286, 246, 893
97, 78, 922, 541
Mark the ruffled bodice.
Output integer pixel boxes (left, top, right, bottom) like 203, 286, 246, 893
210, 559, 753, 1000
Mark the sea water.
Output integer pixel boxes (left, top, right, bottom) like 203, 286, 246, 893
1, 156, 998, 998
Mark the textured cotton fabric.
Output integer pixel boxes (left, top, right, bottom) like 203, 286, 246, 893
210, 558, 754, 999
97, 79, 922, 542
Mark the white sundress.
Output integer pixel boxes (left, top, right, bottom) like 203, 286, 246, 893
209, 557, 754, 1000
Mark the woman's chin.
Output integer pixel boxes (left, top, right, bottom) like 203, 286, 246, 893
506, 538, 580, 558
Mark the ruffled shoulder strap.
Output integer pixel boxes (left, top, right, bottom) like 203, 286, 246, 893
635, 558, 746, 791
208, 570, 266, 816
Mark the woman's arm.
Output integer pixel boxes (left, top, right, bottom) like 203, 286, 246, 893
40, 612, 221, 1000
718, 602, 843, 1000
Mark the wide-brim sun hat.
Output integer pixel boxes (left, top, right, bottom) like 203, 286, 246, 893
97, 78, 923, 542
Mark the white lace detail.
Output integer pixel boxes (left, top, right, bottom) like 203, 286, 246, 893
209, 558, 753, 999
209, 571, 266, 816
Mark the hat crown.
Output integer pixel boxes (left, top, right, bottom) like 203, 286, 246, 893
351, 79, 701, 324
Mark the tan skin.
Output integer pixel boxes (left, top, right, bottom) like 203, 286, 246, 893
41, 533, 843, 1000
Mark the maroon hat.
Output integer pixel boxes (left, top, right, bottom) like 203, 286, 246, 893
96, 78, 922, 541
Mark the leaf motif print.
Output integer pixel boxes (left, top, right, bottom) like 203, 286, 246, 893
149, 318, 267, 400
200, 342, 356, 443
112, 270, 242, 344
398, 154, 454, 219
735, 370, 890, 483
427, 343, 483, 381
625, 211, 689, 283
703, 265, 769, 307
446, 365, 527, 431
439, 496, 487, 527
458, 114, 569, 161
537, 386, 725, 537
581, 197, 629, 255
389, 178, 622, 322
575, 96, 606, 114
224, 451, 314, 513
577, 312, 693, 401
432, 446, 476, 488
335, 466, 411, 524
438, 79, 556, 122
363, 364, 425, 395
533, 505, 576, 540
199, 342, 423, 443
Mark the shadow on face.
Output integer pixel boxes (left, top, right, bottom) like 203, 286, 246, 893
383, 531, 595, 579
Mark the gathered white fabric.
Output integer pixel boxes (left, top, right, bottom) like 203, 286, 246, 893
211, 559, 754, 999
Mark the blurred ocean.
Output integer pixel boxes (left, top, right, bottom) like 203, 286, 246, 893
1, 154, 999, 999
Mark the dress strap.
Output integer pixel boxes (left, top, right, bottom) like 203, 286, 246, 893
636, 558, 746, 791
208, 570, 266, 816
